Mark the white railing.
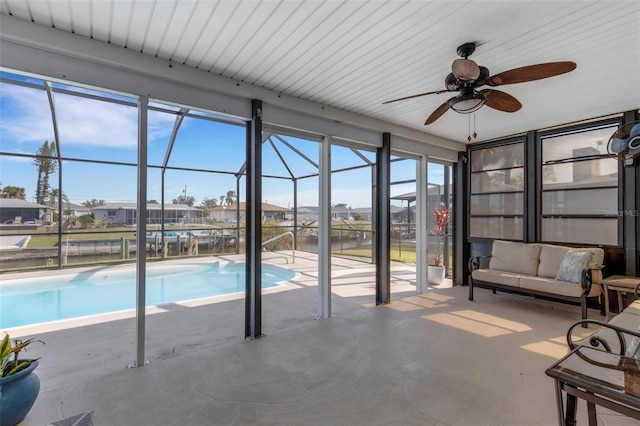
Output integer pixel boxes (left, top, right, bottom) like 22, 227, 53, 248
262, 231, 295, 263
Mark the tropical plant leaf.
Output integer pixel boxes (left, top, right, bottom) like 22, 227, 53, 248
0, 333, 44, 377
5, 359, 38, 376
0, 333, 10, 357
0, 334, 12, 372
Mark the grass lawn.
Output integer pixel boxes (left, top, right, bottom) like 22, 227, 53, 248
334, 246, 416, 263
27, 231, 137, 247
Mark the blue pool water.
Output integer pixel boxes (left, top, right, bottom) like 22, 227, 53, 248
0, 262, 295, 329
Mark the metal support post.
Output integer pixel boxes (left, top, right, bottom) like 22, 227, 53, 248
371, 164, 377, 265
245, 100, 263, 338
454, 151, 469, 286
376, 133, 391, 304
132, 95, 149, 368
236, 175, 241, 255
443, 164, 451, 274
293, 178, 298, 250
318, 136, 332, 318
416, 157, 428, 294
623, 110, 639, 276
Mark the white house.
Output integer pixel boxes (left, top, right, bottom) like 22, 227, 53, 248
92, 203, 204, 225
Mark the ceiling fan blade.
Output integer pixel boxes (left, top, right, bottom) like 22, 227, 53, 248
479, 89, 522, 112
383, 89, 452, 104
486, 61, 576, 86
425, 98, 453, 125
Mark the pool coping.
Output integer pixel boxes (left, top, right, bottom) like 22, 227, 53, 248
1, 255, 302, 336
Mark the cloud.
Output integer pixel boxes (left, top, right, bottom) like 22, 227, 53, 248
0, 83, 174, 148
0, 84, 55, 143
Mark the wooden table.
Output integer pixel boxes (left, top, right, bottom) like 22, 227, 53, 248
546, 346, 640, 425
602, 275, 640, 321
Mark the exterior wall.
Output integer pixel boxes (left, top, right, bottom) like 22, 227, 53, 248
93, 207, 204, 225
209, 209, 241, 223
0, 207, 45, 224
264, 211, 286, 221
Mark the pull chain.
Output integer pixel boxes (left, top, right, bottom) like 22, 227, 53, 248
467, 113, 478, 141
473, 113, 477, 140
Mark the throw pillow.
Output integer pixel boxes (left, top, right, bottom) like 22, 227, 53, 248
626, 331, 640, 360
555, 250, 595, 283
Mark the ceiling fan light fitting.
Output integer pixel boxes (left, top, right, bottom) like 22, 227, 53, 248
449, 93, 485, 114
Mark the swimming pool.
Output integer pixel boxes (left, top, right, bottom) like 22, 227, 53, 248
0, 262, 295, 329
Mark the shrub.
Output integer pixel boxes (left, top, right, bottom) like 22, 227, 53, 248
76, 214, 94, 228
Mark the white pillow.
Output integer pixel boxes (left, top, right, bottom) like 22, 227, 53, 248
555, 250, 594, 283
626, 332, 640, 360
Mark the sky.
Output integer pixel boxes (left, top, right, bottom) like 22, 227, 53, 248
0, 71, 444, 209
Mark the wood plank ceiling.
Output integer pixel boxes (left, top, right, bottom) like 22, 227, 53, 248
1, 0, 638, 143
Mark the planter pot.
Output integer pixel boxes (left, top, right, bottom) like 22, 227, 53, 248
427, 265, 445, 285
0, 360, 40, 426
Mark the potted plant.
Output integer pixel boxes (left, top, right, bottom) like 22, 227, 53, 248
428, 204, 449, 285
0, 333, 44, 426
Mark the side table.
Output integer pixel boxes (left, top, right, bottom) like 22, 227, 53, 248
545, 346, 640, 425
602, 275, 640, 321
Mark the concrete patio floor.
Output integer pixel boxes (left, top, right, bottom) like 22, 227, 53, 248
6, 252, 637, 425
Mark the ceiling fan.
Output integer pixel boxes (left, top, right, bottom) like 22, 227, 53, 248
383, 42, 577, 126
607, 121, 640, 166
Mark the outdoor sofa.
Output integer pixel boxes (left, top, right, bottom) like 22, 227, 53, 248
468, 240, 605, 325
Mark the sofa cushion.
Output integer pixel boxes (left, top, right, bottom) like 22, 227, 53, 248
625, 330, 640, 359
489, 241, 541, 276
624, 300, 640, 317
555, 250, 596, 283
472, 269, 521, 287
586, 282, 602, 298
606, 312, 640, 331
538, 244, 571, 278
576, 313, 640, 356
519, 276, 585, 298
538, 244, 604, 280
604, 313, 640, 357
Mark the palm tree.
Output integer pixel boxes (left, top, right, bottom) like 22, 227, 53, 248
200, 198, 218, 208
225, 190, 236, 205
82, 199, 106, 208
0, 185, 26, 199
48, 188, 70, 211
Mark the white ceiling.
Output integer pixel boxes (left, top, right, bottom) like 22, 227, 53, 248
1, 0, 638, 144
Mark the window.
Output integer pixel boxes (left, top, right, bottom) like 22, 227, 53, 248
469, 141, 524, 240
541, 123, 619, 246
